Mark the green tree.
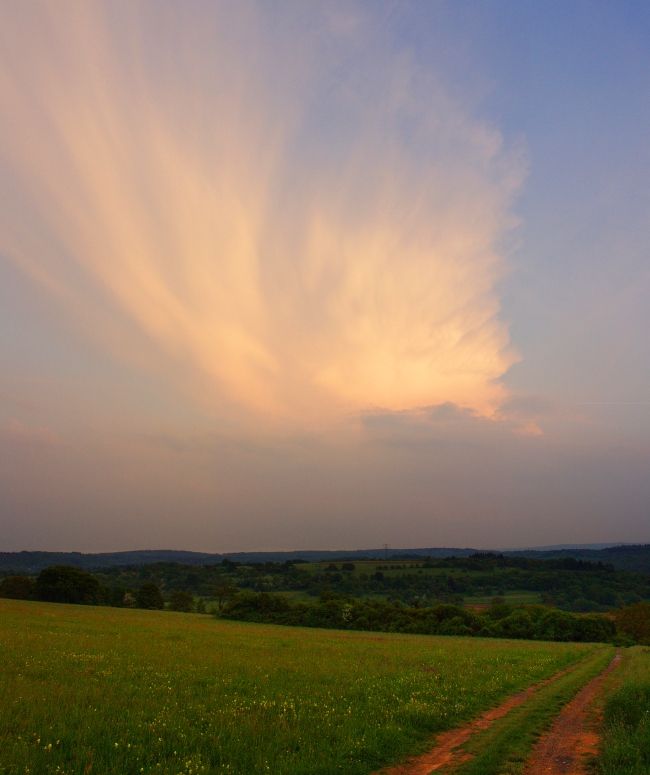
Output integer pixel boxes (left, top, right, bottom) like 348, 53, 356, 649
213, 583, 238, 611
169, 590, 195, 613
616, 601, 650, 644
34, 566, 103, 605
136, 582, 164, 610
0, 575, 34, 599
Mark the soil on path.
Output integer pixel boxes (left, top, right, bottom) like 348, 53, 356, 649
522, 652, 621, 775
374, 659, 589, 775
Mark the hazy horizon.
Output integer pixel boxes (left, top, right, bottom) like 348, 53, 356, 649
1, 2, 649, 553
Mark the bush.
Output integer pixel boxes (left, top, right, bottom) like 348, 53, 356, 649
169, 590, 195, 613
616, 602, 650, 645
572, 598, 600, 613
136, 582, 164, 610
220, 592, 615, 643
213, 583, 238, 611
493, 609, 534, 640
103, 585, 136, 607
0, 575, 34, 600
576, 613, 616, 643
34, 566, 103, 605
438, 616, 473, 636
534, 608, 576, 641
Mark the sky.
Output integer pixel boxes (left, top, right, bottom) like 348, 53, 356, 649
0, 1, 649, 552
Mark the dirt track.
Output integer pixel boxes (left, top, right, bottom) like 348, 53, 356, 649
374, 659, 588, 775
522, 652, 621, 775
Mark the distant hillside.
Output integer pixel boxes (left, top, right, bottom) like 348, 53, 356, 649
505, 545, 650, 574
0, 550, 228, 572
0, 547, 480, 571
1, 544, 648, 573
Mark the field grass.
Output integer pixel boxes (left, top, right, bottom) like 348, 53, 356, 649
0, 599, 600, 775
596, 647, 650, 774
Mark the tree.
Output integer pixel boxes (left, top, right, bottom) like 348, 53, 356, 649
136, 582, 164, 610
196, 598, 207, 614
169, 590, 195, 613
616, 602, 650, 644
0, 575, 34, 599
34, 566, 103, 605
213, 583, 238, 611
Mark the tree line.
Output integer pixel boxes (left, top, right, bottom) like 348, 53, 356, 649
3, 562, 650, 645
17, 553, 645, 613
0, 566, 204, 613
220, 590, 650, 646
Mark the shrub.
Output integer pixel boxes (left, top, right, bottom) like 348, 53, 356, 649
575, 613, 616, 643
169, 590, 195, 613
438, 616, 473, 636
34, 566, 103, 605
104, 585, 135, 607
493, 609, 534, 640
534, 608, 576, 642
220, 592, 615, 643
616, 602, 650, 645
213, 583, 238, 611
572, 598, 599, 613
136, 582, 164, 610
0, 575, 34, 600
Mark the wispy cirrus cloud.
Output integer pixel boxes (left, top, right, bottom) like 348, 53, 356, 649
0, 1, 525, 427
0, 419, 57, 448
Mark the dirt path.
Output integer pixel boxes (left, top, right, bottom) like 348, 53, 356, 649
522, 653, 621, 775
374, 659, 589, 775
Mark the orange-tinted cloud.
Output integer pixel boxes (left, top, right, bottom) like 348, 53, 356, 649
1, 419, 57, 448
0, 1, 525, 427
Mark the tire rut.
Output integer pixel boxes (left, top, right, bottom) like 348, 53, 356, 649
373, 657, 594, 775
522, 652, 621, 775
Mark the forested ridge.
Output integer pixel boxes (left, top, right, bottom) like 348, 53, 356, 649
2, 543, 650, 573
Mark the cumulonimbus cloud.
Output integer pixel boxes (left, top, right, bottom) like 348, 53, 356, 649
0, 1, 525, 426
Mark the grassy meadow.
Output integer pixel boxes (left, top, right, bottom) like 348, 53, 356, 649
0, 599, 600, 775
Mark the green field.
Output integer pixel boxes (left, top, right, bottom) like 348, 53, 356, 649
0, 600, 602, 775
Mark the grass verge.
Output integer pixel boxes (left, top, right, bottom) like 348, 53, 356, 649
448, 647, 616, 775
595, 646, 650, 775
